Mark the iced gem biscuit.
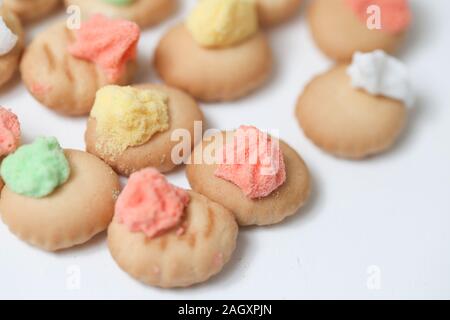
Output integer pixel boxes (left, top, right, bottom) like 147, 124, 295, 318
85, 84, 203, 176
64, 0, 176, 28
347, 50, 414, 107
0, 107, 20, 190
215, 125, 287, 199
21, 15, 139, 116
3, 0, 60, 23
186, 126, 311, 226
0, 6, 23, 88
115, 167, 190, 238
108, 168, 238, 288
296, 51, 411, 159
155, 0, 273, 102
90, 85, 169, 157
68, 14, 140, 82
1, 137, 70, 198
308, 0, 411, 61
0, 137, 120, 251
256, 0, 302, 27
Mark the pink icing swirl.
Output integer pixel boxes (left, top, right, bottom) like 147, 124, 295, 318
215, 126, 286, 199
0, 107, 20, 157
115, 168, 190, 238
345, 0, 412, 34
69, 14, 140, 82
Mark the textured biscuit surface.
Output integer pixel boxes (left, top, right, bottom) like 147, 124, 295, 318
155, 24, 272, 102
0, 7, 24, 88
85, 84, 204, 176
64, 0, 176, 28
296, 65, 407, 159
257, 0, 302, 27
4, 0, 60, 23
0, 149, 120, 251
308, 0, 404, 61
108, 191, 238, 288
20, 21, 136, 116
186, 131, 311, 226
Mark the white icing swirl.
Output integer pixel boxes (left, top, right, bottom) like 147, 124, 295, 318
0, 16, 18, 56
347, 50, 414, 108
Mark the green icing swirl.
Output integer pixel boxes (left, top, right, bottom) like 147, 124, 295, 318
102, 0, 135, 6
0, 137, 70, 198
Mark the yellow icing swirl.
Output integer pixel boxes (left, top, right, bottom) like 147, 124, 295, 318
91, 85, 169, 157
187, 0, 259, 48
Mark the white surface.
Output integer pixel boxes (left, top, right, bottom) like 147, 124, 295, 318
1, 0, 449, 300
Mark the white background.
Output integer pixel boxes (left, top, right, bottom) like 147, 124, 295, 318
0, 0, 449, 300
